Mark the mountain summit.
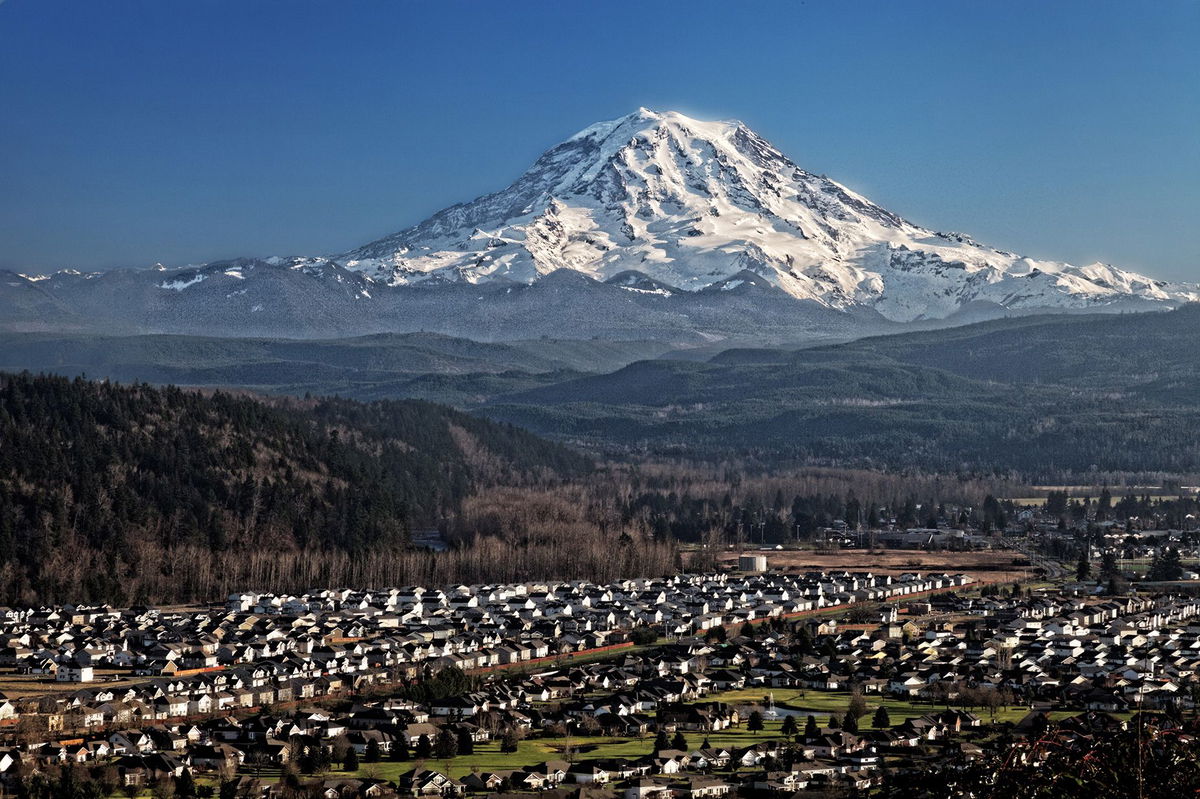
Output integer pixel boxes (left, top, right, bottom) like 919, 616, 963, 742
342, 108, 1194, 322
4, 109, 1193, 342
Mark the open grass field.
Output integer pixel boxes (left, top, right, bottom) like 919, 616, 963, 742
683, 687, 1056, 727
717, 549, 1028, 585
278, 718, 803, 782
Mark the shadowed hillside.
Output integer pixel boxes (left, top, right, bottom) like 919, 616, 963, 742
0, 373, 589, 603
483, 305, 1200, 474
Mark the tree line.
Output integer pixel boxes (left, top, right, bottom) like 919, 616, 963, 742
0, 373, 588, 604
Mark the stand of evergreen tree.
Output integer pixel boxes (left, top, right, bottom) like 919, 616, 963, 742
1148, 548, 1185, 582
434, 728, 459, 760
0, 373, 590, 605
414, 734, 432, 759
804, 715, 820, 740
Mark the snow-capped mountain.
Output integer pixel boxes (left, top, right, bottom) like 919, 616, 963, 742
342, 108, 1195, 322
2, 108, 1194, 345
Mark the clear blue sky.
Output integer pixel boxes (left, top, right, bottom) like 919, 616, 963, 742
1, 0, 1197, 280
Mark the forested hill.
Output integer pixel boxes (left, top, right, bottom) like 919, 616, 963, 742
0, 372, 589, 604
484, 304, 1200, 474
804, 303, 1200, 393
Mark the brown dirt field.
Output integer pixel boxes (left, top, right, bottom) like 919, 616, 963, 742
0, 670, 152, 700
717, 548, 1028, 585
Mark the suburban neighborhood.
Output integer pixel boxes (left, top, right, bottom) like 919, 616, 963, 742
0, 565, 1196, 796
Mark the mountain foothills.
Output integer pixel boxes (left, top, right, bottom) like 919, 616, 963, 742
3, 109, 1194, 346
0, 373, 591, 604
0, 331, 667, 405
7, 305, 1200, 475
485, 304, 1200, 473
5, 370, 1061, 610
0, 373, 1041, 609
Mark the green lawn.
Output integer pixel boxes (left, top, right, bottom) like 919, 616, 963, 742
685, 686, 1039, 725
323, 718, 795, 781
103, 776, 222, 798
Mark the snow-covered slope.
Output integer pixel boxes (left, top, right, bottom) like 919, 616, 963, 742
4, 108, 1193, 344
343, 108, 1195, 322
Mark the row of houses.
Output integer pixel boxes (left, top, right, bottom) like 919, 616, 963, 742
4, 576, 1199, 795
0, 570, 969, 699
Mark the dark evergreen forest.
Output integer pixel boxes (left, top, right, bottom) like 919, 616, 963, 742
0, 373, 587, 604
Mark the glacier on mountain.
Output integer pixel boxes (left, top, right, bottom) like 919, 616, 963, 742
340, 108, 1195, 322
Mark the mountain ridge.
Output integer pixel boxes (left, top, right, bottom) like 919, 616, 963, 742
477, 303, 1200, 473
